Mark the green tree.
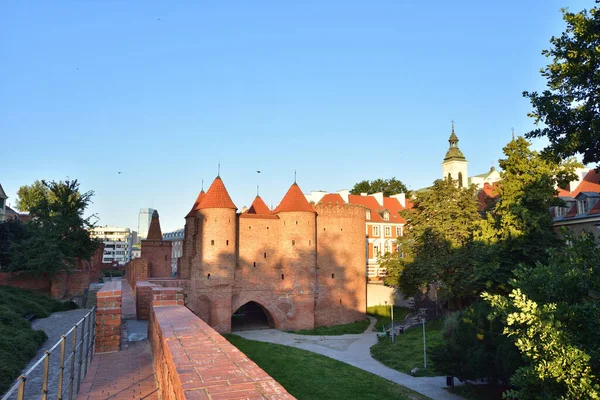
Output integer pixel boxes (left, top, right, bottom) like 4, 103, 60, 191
15, 180, 52, 212
383, 178, 482, 304
524, 4, 600, 166
350, 177, 409, 197
8, 180, 98, 276
0, 219, 31, 269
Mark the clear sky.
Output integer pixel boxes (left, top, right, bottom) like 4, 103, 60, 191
1, 0, 592, 233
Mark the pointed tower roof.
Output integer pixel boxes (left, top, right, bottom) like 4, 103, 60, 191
273, 183, 315, 213
146, 210, 163, 240
198, 176, 237, 210
247, 196, 271, 214
185, 190, 206, 218
443, 123, 466, 162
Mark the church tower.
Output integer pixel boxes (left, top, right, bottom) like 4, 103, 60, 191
441, 123, 468, 188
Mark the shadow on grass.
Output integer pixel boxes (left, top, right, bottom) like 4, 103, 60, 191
367, 305, 412, 331
225, 334, 430, 400
289, 318, 370, 336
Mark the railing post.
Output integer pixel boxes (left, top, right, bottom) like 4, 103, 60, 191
83, 312, 91, 378
57, 336, 66, 400
90, 306, 96, 361
68, 325, 77, 400
76, 319, 85, 394
16, 376, 26, 400
42, 351, 50, 400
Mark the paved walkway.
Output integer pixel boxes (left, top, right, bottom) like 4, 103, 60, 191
77, 280, 159, 400
234, 317, 464, 400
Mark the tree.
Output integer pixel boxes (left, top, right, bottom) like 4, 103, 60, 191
0, 219, 31, 269
350, 177, 409, 197
383, 178, 482, 304
8, 180, 98, 276
15, 180, 52, 212
524, 4, 600, 166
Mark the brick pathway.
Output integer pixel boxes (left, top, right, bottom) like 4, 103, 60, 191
77, 280, 159, 400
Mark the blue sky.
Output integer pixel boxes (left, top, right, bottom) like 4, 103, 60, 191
1, 0, 592, 233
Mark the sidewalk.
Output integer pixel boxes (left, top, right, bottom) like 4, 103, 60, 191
234, 317, 464, 400
77, 281, 159, 400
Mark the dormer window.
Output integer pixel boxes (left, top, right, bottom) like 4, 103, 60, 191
383, 211, 390, 221
366, 209, 371, 220
577, 199, 589, 215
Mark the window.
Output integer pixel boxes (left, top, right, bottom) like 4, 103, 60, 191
366, 209, 371, 220
383, 211, 389, 220
374, 245, 380, 257
372, 226, 380, 236
211, 240, 214, 245
292, 240, 295, 245
458, 172, 463, 187
384, 226, 391, 237
577, 200, 589, 215
226, 240, 229, 245
264, 252, 267, 258
396, 226, 402, 237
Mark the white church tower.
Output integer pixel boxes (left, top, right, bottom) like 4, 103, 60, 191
441, 123, 468, 188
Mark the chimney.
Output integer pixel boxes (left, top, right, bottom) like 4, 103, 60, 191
337, 189, 349, 203
360, 192, 368, 196
373, 192, 384, 207
391, 193, 406, 207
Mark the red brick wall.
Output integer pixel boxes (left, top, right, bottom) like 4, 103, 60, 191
135, 281, 160, 320
314, 203, 367, 327
151, 286, 185, 307
126, 258, 149, 292
141, 239, 172, 278
0, 272, 51, 294
149, 305, 295, 400
95, 281, 122, 353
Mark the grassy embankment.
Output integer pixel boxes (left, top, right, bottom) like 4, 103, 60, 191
225, 334, 429, 400
0, 286, 75, 394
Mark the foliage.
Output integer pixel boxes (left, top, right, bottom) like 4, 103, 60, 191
291, 319, 370, 335
366, 305, 412, 331
8, 180, 99, 276
350, 177, 409, 197
0, 219, 31, 269
370, 319, 443, 377
448, 384, 504, 400
225, 334, 429, 400
524, 4, 600, 167
0, 286, 75, 394
431, 302, 521, 385
15, 180, 52, 212
484, 289, 600, 400
383, 178, 482, 302
482, 232, 600, 399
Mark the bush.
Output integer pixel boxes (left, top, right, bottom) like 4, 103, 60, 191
431, 301, 521, 384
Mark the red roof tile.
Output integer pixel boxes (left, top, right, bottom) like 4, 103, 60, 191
478, 182, 501, 212
186, 190, 206, 217
318, 193, 345, 206
146, 210, 162, 240
568, 170, 600, 196
588, 200, 600, 215
348, 194, 384, 222
273, 183, 315, 213
383, 197, 407, 224
246, 196, 271, 215
198, 177, 237, 210
565, 203, 578, 218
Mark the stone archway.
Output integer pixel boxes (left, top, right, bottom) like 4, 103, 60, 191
231, 301, 276, 331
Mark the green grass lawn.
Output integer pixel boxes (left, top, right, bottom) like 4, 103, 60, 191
0, 286, 75, 395
370, 319, 443, 377
291, 318, 370, 335
225, 335, 430, 400
367, 305, 412, 331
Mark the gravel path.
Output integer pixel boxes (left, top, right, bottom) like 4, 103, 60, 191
4, 309, 94, 400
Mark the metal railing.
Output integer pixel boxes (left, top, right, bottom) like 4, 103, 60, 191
2, 307, 96, 400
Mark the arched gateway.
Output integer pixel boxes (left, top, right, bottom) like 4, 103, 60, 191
231, 301, 275, 331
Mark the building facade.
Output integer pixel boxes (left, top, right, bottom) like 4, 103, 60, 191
162, 228, 184, 276
137, 208, 155, 241
0, 184, 7, 222
442, 124, 469, 188
178, 176, 367, 333
90, 226, 133, 265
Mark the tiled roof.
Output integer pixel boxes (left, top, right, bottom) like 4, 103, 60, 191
146, 210, 163, 240
199, 177, 237, 210
273, 183, 315, 213
382, 197, 407, 224
348, 194, 384, 222
588, 200, 600, 215
565, 170, 600, 196
478, 182, 501, 212
317, 193, 345, 206
185, 190, 206, 218
565, 203, 578, 218
244, 196, 271, 215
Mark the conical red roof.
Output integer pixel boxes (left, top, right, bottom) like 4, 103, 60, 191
247, 196, 271, 215
273, 183, 315, 213
146, 210, 163, 240
185, 190, 206, 217
198, 176, 237, 210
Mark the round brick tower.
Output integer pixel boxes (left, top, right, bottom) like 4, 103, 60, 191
180, 189, 205, 279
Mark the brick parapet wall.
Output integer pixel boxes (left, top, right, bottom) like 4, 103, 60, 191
126, 258, 149, 292
149, 305, 295, 400
95, 280, 122, 353
135, 281, 161, 320
152, 286, 185, 307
